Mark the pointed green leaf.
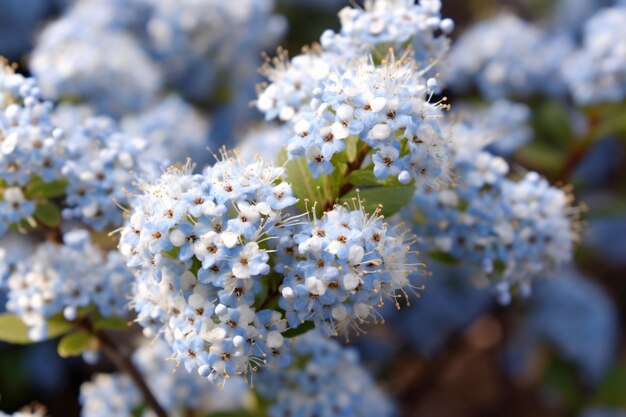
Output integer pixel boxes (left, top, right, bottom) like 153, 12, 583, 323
339, 185, 414, 218
34, 201, 61, 227
57, 331, 94, 357
25, 178, 68, 199
428, 251, 461, 266
0, 313, 32, 344
281, 154, 341, 216
0, 314, 74, 345
282, 321, 315, 338
47, 315, 75, 338
93, 316, 130, 331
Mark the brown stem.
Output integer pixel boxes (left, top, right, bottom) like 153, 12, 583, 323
36, 220, 62, 244
559, 114, 601, 181
323, 144, 371, 212
96, 331, 169, 417
74, 319, 168, 417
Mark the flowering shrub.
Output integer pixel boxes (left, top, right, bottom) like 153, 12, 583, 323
1, 0, 625, 416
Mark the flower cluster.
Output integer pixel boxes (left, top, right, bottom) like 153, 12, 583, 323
4, 230, 133, 341
320, 0, 454, 69
81, 339, 251, 417
31, 20, 162, 117
257, 47, 335, 123
562, 5, 626, 105
0, 64, 65, 234
30, 0, 284, 118
120, 154, 298, 385
445, 14, 574, 99
121, 95, 211, 165
59, 113, 163, 230
277, 203, 421, 336
453, 99, 532, 156
255, 330, 396, 417
407, 145, 578, 302
291, 57, 452, 185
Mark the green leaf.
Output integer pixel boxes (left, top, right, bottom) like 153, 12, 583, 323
34, 201, 61, 227
514, 141, 563, 177
0, 313, 32, 344
592, 365, 626, 408
339, 185, 414, 218
47, 315, 75, 338
57, 331, 94, 357
345, 169, 381, 187
280, 150, 341, 216
345, 136, 359, 162
25, 178, 68, 199
93, 316, 130, 331
541, 359, 584, 408
532, 101, 574, 148
344, 168, 404, 188
282, 321, 315, 338
428, 251, 461, 266
0, 314, 74, 345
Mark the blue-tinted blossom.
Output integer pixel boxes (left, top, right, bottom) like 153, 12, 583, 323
0, 64, 65, 234
120, 153, 298, 385
5, 230, 133, 341
256, 330, 396, 417
562, 6, 626, 105
121, 95, 211, 165
277, 202, 423, 337
58, 113, 163, 230
453, 99, 532, 156
290, 57, 452, 185
31, 24, 162, 117
80, 339, 251, 417
257, 47, 335, 123
405, 128, 579, 302
445, 14, 574, 99
320, 0, 453, 70
239, 125, 291, 163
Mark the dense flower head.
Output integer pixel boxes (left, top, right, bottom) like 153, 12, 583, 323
562, 5, 626, 105
121, 95, 211, 165
4, 230, 133, 341
277, 202, 422, 337
320, 0, 454, 70
445, 14, 574, 100
81, 339, 250, 417
58, 113, 163, 230
452, 99, 532, 156
238, 124, 291, 163
31, 23, 162, 117
255, 330, 396, 417
120, 152, 298, 385
291, 56, 451, 186
406, 147, 579, 303
257, 47, 336, 123
144, 0, 285, 101
31, 0, 284, 116
0, 64, 65, 235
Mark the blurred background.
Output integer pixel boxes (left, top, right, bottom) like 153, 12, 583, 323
1, 1, 625, 416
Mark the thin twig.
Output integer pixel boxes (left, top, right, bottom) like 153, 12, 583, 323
96, 331, 170, 417
323, 143, 371, 211
75, 319, 169, 417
